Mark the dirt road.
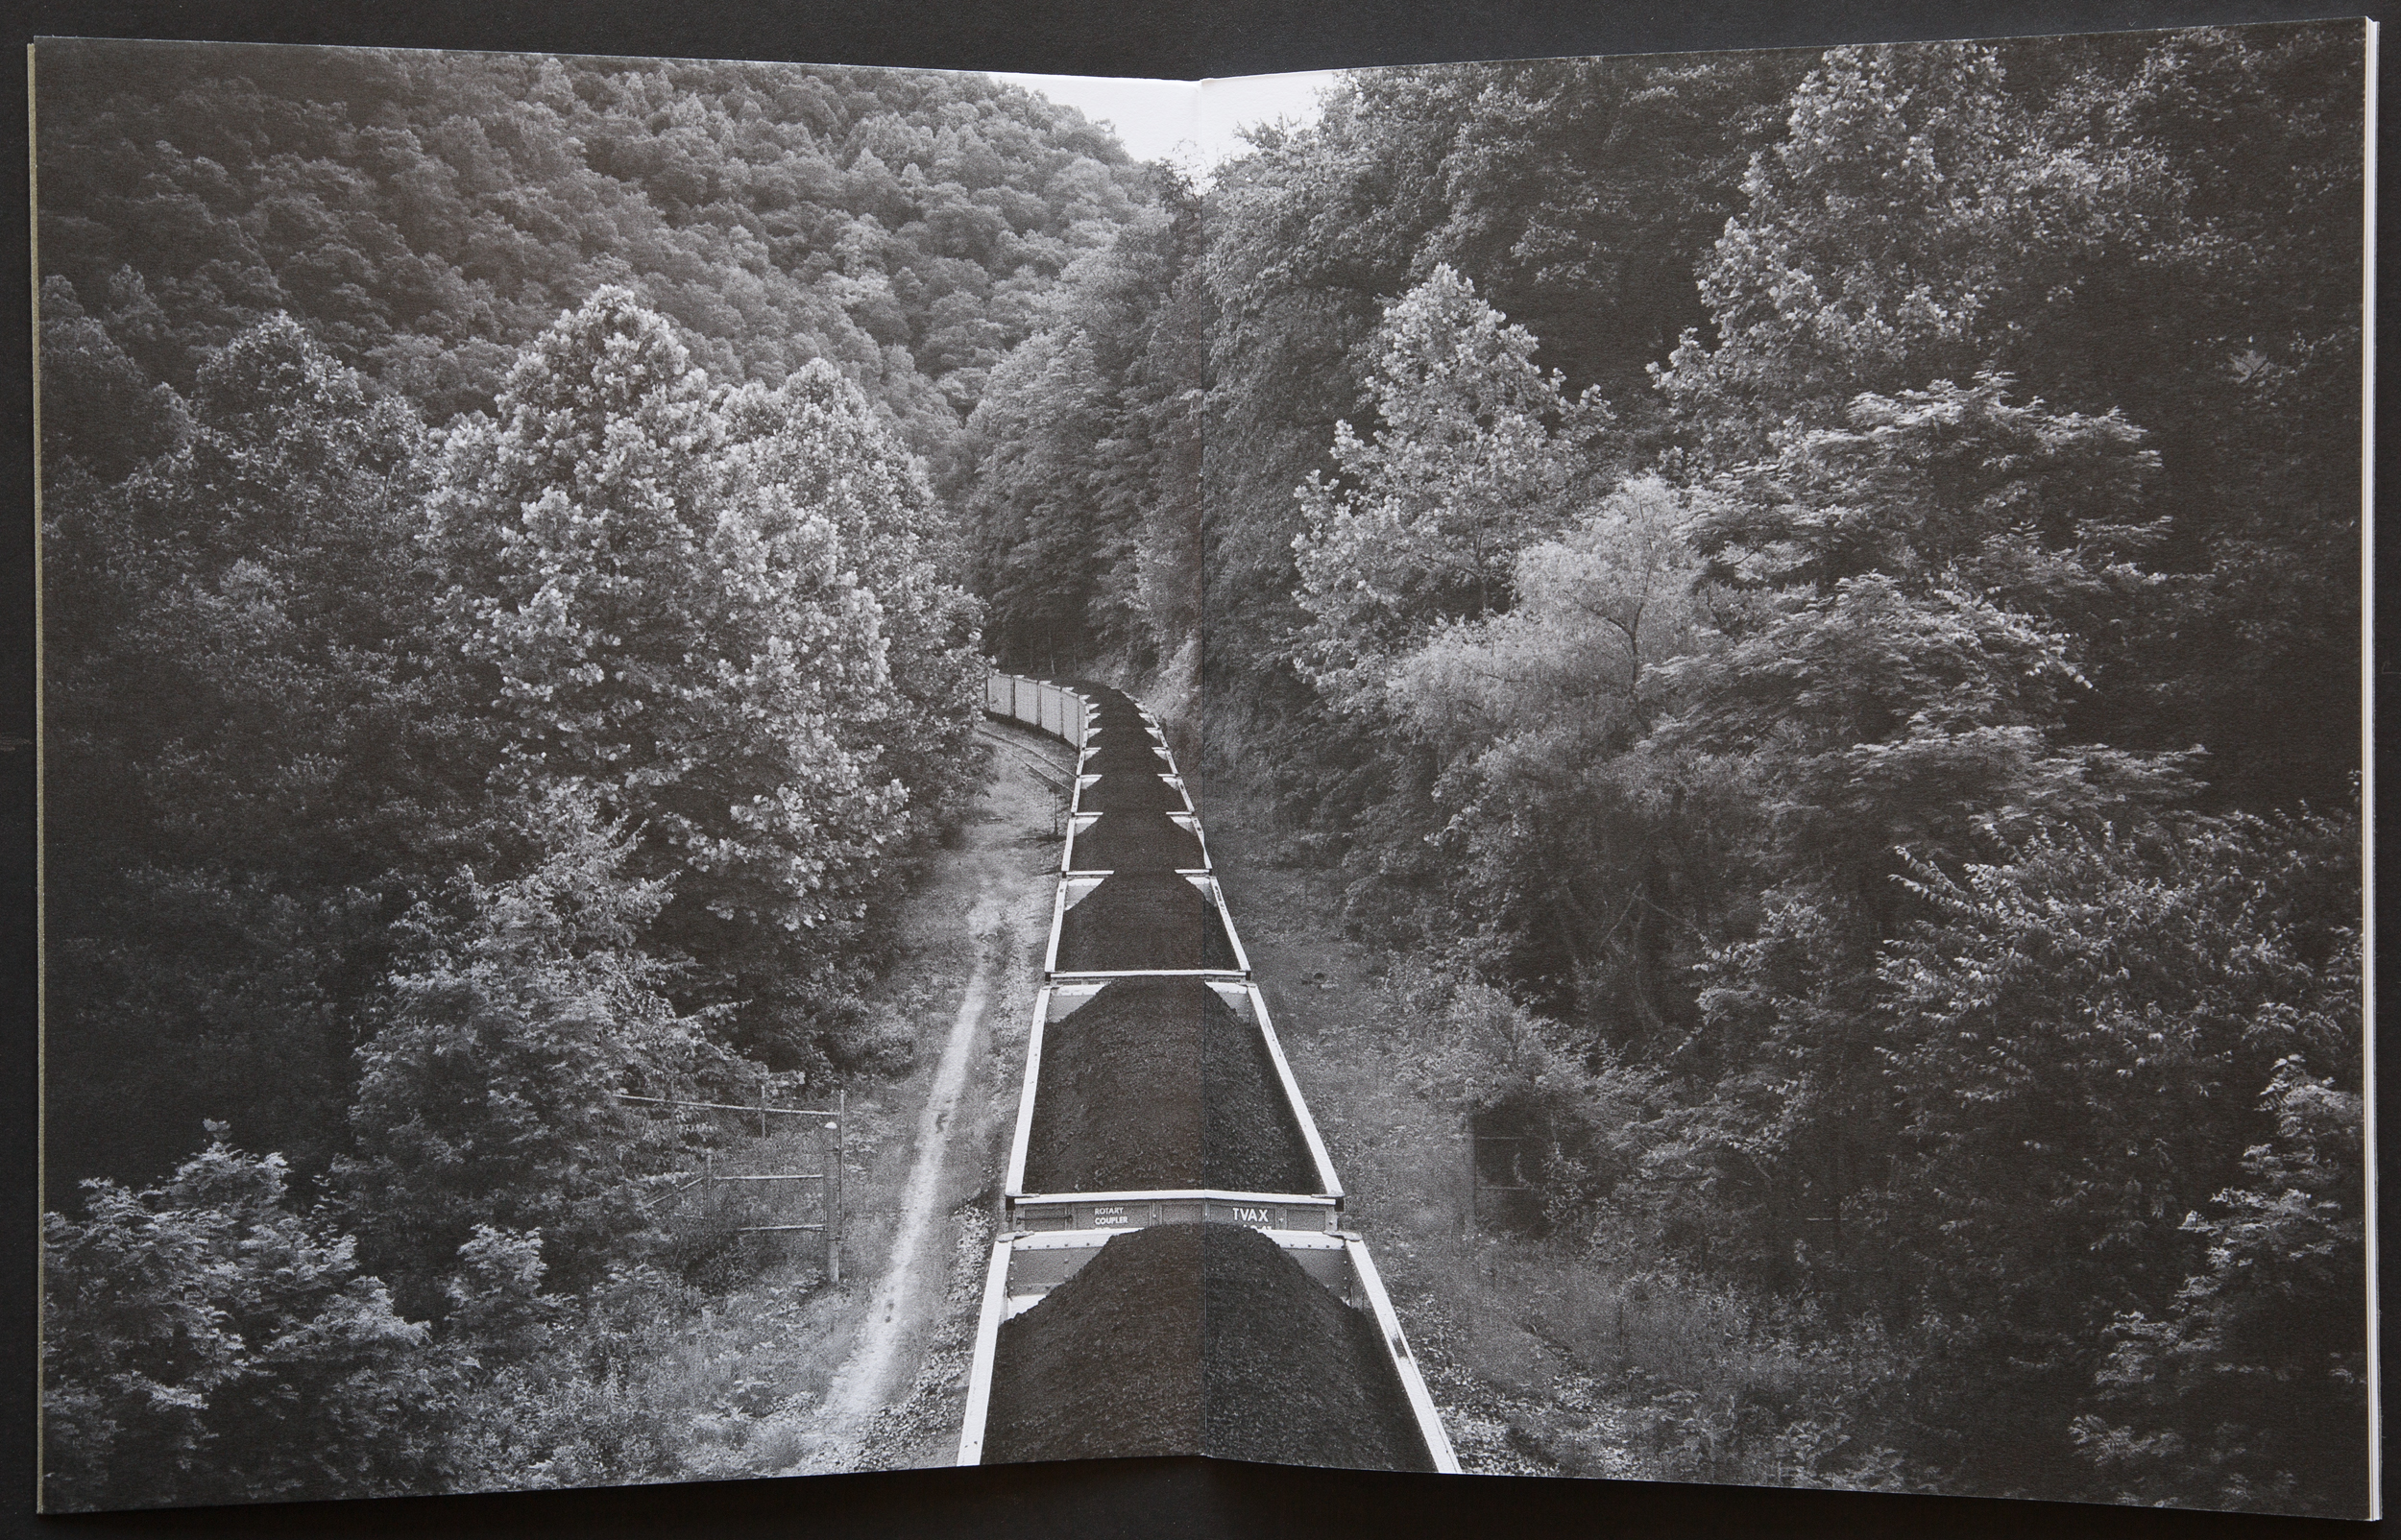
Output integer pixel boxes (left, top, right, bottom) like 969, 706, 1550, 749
791, 721, 1071, 1472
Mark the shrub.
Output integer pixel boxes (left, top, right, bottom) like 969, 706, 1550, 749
42, 1129, 454, 1510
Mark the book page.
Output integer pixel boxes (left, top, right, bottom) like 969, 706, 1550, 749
32, 19, 2374, 1520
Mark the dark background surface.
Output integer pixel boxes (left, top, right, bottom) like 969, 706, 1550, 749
0, 1, 2390, 1536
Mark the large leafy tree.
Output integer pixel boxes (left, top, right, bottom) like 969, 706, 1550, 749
1659, 29, 2364, 808
959, 326, 1117, 673
718, 361, 989, 838
427, 288, 909, 1060
1646, 379, 2193, 1288
42, 313, 451, 1191
1292, 265, 1610, 713
339, 787, 704, 1312
1196, 53, 1803, 719
1383, 475, 1726, 1032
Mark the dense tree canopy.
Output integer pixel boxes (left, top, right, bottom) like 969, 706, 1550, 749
37, 41, 1152, 472
40, 43, 1123, 1506
43, 1132, 456, 1508
46, 280, 993, 1512
1293, 264, 1613, 710
941, 22, 2365, 1513
959, 184, 1207, 677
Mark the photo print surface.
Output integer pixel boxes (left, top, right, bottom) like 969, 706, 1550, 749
34, 19, 2374, 1518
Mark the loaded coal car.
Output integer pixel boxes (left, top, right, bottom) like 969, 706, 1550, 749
1073, 766, 1193, 814
1061, 806, 1210, 874
1076, 704, 1174, 771
1004, 976, 1343, 1231
1079, 733, 1175, 774
1046, 870, 1248, 977
1069, 686, 1194, 815
957, 1221, 1458, 1473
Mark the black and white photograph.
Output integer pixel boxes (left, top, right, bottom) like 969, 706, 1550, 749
30, 14, 2375, 1524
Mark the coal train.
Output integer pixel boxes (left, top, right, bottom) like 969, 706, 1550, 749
958, 673, 1460, 1473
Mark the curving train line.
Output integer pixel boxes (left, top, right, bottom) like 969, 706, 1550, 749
956, 672, 1460, 1473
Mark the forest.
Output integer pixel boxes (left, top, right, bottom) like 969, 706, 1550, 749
37, 42, 1152, 1506
36, 21, 2368, 1517
966, 24, 2367, 1514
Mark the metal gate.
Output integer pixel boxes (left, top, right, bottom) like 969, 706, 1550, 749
619, 1087, 847, 1284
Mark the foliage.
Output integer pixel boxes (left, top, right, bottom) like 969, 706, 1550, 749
36, 42, 1154, 467
1382, 477, 1728, 1025
1171, 24, 2362, 1514
1866, 812, 2364, 1501
1293, 265, 1613, 711
434, 1235, 700, 1493
42, 313, 450, 1189
37, 276, 189, 479
2075, 1054, 2367, 1514
1654, 41, 2186, 460
1656, 29, 2364, 808
720, 360, 990, 838
1639, 378, 2196, 1303
427, 288, 909, 1053
41, 1131, 455, 1510
1191, 53, 1805, 720
959, 181, 1207, 676
36, 20, 2370, 1516
338, 786, 704, 1313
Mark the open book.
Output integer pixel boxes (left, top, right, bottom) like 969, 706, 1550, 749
31, 17, 2376, 1521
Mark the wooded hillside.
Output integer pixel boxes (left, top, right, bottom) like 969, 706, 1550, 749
37, 42, 1154, 1507
964, 24, 2366, 1513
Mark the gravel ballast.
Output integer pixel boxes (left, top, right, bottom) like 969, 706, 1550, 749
1022, 978, 1319, 1194
1055, 872, 1238, 973
1071, 811, 1205, 872
982, 1223, 1432, 1470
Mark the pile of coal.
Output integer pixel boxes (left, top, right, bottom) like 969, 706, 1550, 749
1071, 810, 1205, 872
1200, 1224, 1434, 1471
1077, 773, 1188, 813
1081, 733, 1170, 773
982, 1223, 1205, 1462
1023, 977, 1319, 1194
982, 1223, 1432, 1471
1055, 872, 1238, 973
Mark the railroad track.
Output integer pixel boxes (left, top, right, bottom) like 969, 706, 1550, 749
954, 672, 1459, 1472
